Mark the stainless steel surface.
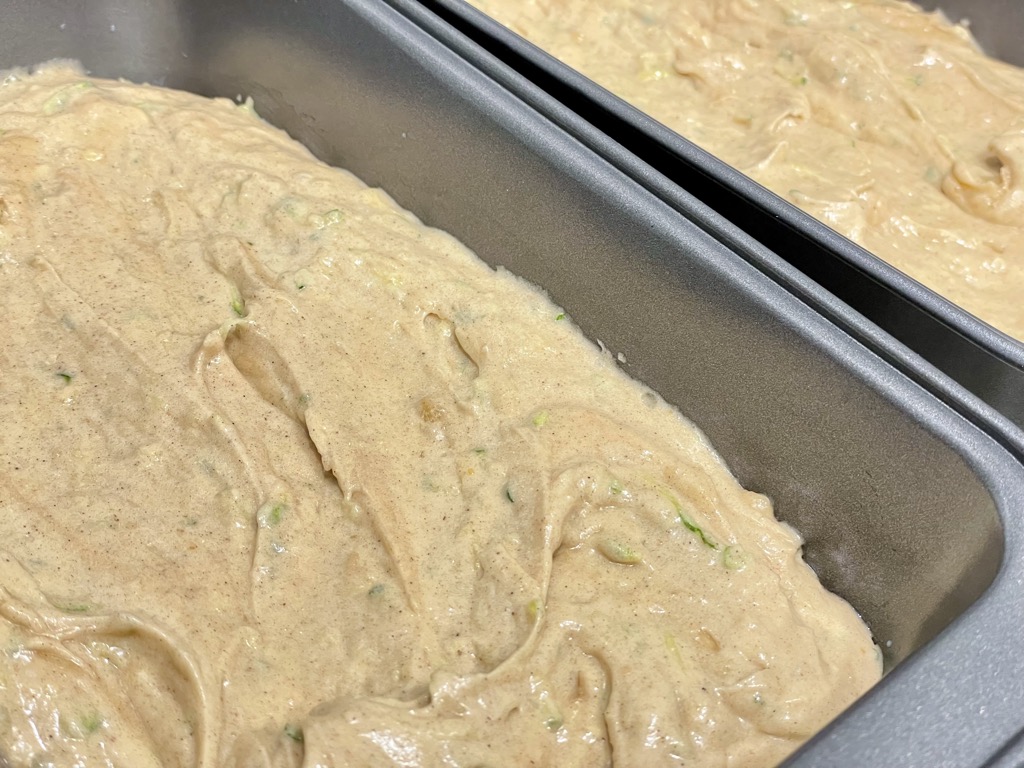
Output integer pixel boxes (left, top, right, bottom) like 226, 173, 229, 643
414, 0, 1024, 435
2, 0, 1024, 765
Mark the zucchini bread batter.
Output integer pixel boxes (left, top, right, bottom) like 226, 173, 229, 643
0, 66, 879, 767
468, 0, 1024, 341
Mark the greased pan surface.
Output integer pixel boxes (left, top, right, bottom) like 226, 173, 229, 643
1, 0, 1023, 765
413, 0, 1024, 432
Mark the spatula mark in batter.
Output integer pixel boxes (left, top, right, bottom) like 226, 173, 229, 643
0, 553, 216, 768
423, 312, 480, 394
223, 322, 310, 427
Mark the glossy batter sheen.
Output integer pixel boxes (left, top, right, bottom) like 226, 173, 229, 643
468, 0, 1024, 341
0, 66, 879, 767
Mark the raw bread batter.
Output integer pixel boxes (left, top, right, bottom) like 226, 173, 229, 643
468, 0, 1024, 341
0, 66, 879, 767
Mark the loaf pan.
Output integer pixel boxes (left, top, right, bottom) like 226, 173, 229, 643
917, 0, 1024, 67
410, 0, 1024, 432
2, 0, 1024, 765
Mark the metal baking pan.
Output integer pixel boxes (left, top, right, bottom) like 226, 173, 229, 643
918, 0, 1024, 67
410, 0, 1024, 432
3, 0, 1024, 765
